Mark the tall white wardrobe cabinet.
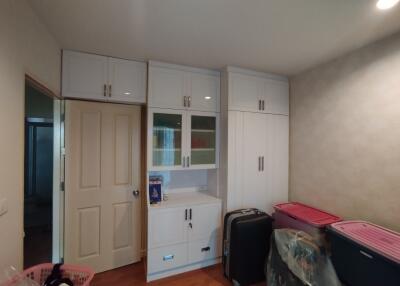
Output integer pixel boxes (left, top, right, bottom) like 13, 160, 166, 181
220, 67, 289, 214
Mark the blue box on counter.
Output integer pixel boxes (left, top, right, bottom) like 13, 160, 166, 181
149, 177, 162, 204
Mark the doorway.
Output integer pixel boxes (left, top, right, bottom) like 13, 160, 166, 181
24, 82, 54, 268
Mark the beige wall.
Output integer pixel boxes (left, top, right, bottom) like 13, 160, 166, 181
0, 0, 60, 271
290, 32, 400, 232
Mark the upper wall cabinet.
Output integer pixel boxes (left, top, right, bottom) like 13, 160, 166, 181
62, 50, 147, 104
227, 67, 289, 115
148, 61, 220, 112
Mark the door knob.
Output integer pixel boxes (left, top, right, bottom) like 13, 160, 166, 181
132, 190, 140, 198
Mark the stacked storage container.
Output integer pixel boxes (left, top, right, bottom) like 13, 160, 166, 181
273, 202, 342, 247
328, 221, 400, 286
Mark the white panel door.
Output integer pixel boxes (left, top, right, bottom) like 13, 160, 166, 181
229, 73, 263, 112
241, 112, 268, 212
148, 207, 187, 249
263, 79, 289, 115
189, 73, 220, 112
264, 114, 289, 214
188, 203, 222, 242
65, 101, 141, 273
148, 66, 186, 109
108, 58, 147, 104
62, 50, 108, 100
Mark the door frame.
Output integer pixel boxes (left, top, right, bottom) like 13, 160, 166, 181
24, 75, 64, 264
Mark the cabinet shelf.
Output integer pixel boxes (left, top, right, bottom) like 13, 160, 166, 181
153, 148, 181, 151
154, 127, 182, 132
191, 148, 215, 152
191, 129, 215, 133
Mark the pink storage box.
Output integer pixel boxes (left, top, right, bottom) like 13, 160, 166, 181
273, 202, 342, 245
330, 220, 400, 264
328, 221, 400, 286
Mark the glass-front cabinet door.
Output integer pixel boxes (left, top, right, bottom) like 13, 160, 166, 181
149, 109, 185, 170
188, 112, 218, 168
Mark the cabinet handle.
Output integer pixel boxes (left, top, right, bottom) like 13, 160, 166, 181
183, 96, 187, 107
189, 208, 192, 220
258, 156, 261, 171
360, 250, 373, 259
185, 209, 188, 220
163, 254, 174, 261
262, 100, 265, 110
108, 84, 112, 97
188, 96, 191, 108
103, 84, 107, 97
262, 156, 264, 171
258, 100, 261, 110
186, 156, 190, 168
201, 246, 211, 252
182, 157, 185, 167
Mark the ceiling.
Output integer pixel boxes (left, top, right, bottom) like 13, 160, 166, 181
29, 0, 400, 76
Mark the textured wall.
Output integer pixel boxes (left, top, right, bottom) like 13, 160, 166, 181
0, 0, 60, 271
290, 32, 400, 232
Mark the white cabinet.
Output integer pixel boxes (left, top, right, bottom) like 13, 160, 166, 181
62, 50, 147, 104
221, 66, 289, 214
189, 73, 220, 112
62, 51, 108, 101
148, 66, 186, 109
225, 111, 289, 214
148, 62, 220, 112
241, 112, 268, 211
187, 203, 221, 241
108, 57, 147, 103
148, 207, 188, 249
148, 108, 219, 171
227, 67, 289, 115
147, 197, 222, 281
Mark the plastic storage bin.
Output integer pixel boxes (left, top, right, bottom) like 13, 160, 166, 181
3, 263, 94, 286
328, 221, 400, 286
273, 202, 342, 246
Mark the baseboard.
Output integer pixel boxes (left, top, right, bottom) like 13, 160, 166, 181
146, 257, 221, 282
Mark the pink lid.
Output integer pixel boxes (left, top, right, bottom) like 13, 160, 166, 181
274, 202, 342, 228
331, 220, 400, 264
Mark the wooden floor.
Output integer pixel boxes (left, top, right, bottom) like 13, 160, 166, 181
92, 261, 265, 286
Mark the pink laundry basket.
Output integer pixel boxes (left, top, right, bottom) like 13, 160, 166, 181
3, 263, 94, 286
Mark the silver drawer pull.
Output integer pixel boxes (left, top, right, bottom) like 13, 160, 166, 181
163, 254, 174, 261
201, 246, 211, 252
360, 250, 373, 259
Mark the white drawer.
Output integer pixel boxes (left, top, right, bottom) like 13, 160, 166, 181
188, 236, 221, 264
147, 243, 187, 274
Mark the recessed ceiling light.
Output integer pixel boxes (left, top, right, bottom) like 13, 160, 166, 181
204, 96, 211, 100
124, 92, 131, 95
376, 0, 399, 10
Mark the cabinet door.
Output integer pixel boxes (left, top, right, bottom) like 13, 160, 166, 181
229, 72, 263, 112
148, 66, 186, 109
187, 112, 218, 169
241, 112, 268, 212
189, 73, 220, 112
148, 109, 186, 171
148, 207, 187, 249
108, 58, 147, 104
188, 203, 222, 242
264, 114, 289, 214
263, 78, 289, 115
62, 50, 108, 100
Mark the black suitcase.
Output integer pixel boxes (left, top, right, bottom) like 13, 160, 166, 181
223, 209, 273, 286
